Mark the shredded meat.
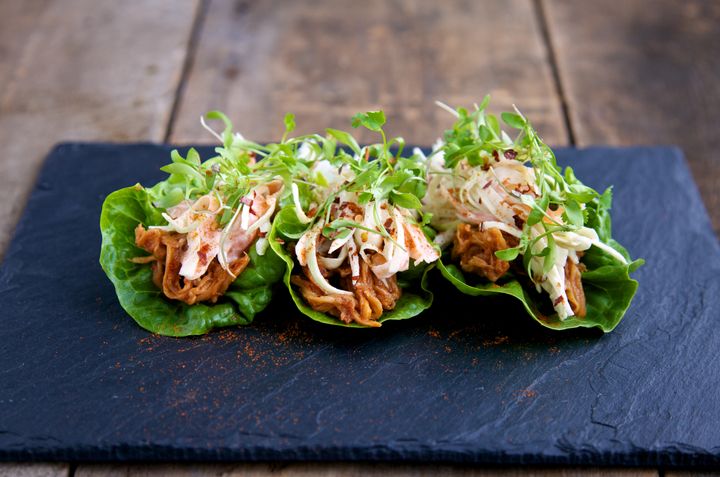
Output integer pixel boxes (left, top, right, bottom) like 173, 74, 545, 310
290, 258, 401, 327
133, 225, 249, 305
452, 223, 518, 282
564, 258, 587, 317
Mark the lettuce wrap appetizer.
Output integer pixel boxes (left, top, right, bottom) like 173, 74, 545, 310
100, 112, 308, 336
424, 98, 643, 331
270, 112, 440, 328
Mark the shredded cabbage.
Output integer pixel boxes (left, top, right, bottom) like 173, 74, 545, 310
294, 194, 439, 297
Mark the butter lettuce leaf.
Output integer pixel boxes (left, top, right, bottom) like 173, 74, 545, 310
99, 185, 284, 336
438, 238, 643, 332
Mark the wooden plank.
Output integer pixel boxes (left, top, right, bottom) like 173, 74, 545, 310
0, 0, 200, 257
170, 0, 567, 148
0, 463, 68, 477
542, 0, 720, 233
667, 473, 720, 477
0, 1, 52, 94
75, 464, 657, 477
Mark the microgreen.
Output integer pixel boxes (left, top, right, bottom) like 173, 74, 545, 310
346, 111, 428, 213
282, 113, 296, 142
273, 110, 432, 251
351, 110, 386, 132
437, 98, 612, 276
150, 111, 337, 231
150, 108, 432, 266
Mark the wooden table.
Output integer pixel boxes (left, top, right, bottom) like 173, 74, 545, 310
1, 1, 717, 476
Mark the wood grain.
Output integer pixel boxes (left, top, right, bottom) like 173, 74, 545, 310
0, 0, 200, 257
0, 463, 68, 477
666, 473, 720, 477
0, 1, 52, 95
75, 463, 657, 477
170, 0, 567, 146
542, 0, 720, 233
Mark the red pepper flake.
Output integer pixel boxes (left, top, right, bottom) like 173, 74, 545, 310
197, 244, 211, 266
518, 389, 537, 399
364, 148, 370, 162
513, 215, 524, 229
307, 207, 317, 218
554, 296, 564, 305
258, 231, 267, 238
384, 218, 393, 228
504, 149, 517, 160
483, 180, 493, 190
492, 150, 500, 162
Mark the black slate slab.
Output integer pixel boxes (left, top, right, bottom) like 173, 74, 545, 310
0, 144, 718, 467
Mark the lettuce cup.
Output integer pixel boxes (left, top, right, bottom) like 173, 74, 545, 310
270, 112, 439, 328
424, 98, 643, 332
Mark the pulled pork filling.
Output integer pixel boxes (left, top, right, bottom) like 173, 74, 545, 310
291, 258, 401, 328
452, 223, 518, 282
451, 222, 587, 317
133, 225, 249, 305
564, 257, 586, 317
130, 181, 281, 306
289, 196, 439, 327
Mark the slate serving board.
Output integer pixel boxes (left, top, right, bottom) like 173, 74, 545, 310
0, 144, 718, 467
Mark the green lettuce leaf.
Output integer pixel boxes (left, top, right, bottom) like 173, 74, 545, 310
438, 238, 643, 332
268, 206, 433, 328
99, 185, 284, 336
